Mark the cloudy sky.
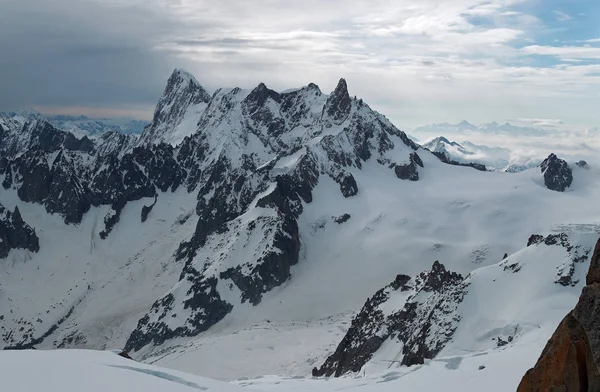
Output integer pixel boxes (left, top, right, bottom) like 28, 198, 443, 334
1, 0, 599, 129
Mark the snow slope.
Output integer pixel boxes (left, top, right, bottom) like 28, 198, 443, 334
0, 349, 256, 392
145, 159, 600, 380
0, 187, 198, 350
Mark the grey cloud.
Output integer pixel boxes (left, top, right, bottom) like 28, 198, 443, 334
0, 0, 186, 112
0, 0, 598, 130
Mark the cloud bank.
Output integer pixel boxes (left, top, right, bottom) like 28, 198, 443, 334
1, 0, 599, 129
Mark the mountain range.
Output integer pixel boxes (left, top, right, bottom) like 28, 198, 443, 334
413, 120, 563, 137
0, 69, 598, 391
0, 111, 148, 140
421, 136, 540, 172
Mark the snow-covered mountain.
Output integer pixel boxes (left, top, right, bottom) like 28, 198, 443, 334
0, 69, 598, 392
47, 115, 147, 138
414, 120, 560, 138
136, 69, 211, 146
421, 136, 539, 172
0, 111, 148, 139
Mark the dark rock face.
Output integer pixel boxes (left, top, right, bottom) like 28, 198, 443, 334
125, 276, 233, 352
335, 171, 359, 197
0, 121, 187, 226
323, 78, 351, 126
220, 215, 300, 305
526, 233, 590, 287
313, 261, 466, 377
395, 163, 419, 181
333, 214, 351, 224
141, 196, 158, 223
517, 237, 600, 392
216, 176, 303, 306
576, 160, 589, 169
431, 151, 487, 172
243, 83, 285, 139
527, 234, 544, 247
394, 152, 424, 181
99, 205, 124, 240
117, 351, 133, 360
137, 69, 211, 146
587, 240, 600, 286
44, 151, 91, 224
0, 115, 176, 226
540, 153, 572, 192
0, 205, 40, 258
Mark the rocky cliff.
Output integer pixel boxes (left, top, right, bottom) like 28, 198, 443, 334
313, 261, 467, 377
540, 153, 572, 192
517, 238, 600, 391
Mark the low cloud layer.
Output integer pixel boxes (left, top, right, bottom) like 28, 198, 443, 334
1, 0, 599, 128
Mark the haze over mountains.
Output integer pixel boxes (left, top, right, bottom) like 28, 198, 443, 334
4, 102, 595, 176
1, 69, 600, 392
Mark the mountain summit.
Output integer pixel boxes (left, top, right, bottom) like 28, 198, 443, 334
137, 68, 212, 146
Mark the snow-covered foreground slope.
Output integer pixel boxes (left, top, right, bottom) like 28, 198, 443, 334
237, 339, 547, 392
0, 347, 527, 391
0, 349, 256, 392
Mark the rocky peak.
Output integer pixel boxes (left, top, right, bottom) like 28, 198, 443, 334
322, 78, 351, 126
517, 237, 600, 391
243, 83, 282, 111
313, 261, 467, 377
0, 203, 40, 258
333, 78, 348, 96
137, 69, 211, 146
307, 82, 321, 92
421, 260, 464, 292
169, 69, 211, 98
540, 153, 572, 192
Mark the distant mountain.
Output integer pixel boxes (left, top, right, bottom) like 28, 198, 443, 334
421, 136, 539, 172
414, 121, 559, 137
0, 111, 147, 139
46, 115, 147, 138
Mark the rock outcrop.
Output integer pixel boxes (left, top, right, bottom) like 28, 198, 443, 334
431, 150, 487, 172
517, 238, 600, 391
394, 152, 424, 181
313, 261, 467, 377
0, 204, 39, 258
540, 153, 572, 192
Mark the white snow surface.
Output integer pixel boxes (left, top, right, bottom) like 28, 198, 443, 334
0, 349, 255, 392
